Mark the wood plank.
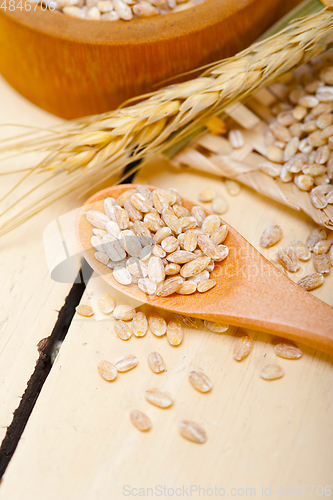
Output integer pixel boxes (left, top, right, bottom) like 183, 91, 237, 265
1, 157, 332, 499
0, 75, 78, 444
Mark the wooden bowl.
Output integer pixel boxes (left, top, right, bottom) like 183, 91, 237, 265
0, 0, 300, 119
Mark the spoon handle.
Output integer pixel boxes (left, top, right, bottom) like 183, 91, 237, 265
205, 270, 333, 355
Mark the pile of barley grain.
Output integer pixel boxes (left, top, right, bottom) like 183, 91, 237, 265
260, 63, 333, 208
34, 0, 201, 21
260, 224, 332, 290
86, 186, 229, 297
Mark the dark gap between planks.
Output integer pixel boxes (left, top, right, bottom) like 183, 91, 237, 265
0, 163, 138, 479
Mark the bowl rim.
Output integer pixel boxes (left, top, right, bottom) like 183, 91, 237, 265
2, 0, 257, 44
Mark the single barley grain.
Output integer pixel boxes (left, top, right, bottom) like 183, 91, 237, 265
98, 294, 115, 313
63, 5, 85, 17
179, 420, 207, 444
191, 206, 206, 226
233, 335, 253, 361
132, 220, 152, 238
197, 279, 216, 292
114, 354, 138, 372
225, 180, 241, 196
298, 95, 319, 108
131, 193, 152, 213
152, 244, 166, 259
289, 240, 311, 261
189, 370, 212, 393
94, 251, 109, 265
204, 320, 229, 333
260, 225, 283, 248
148, 351, 166, 373
106, 221, 121, 239
115, 320, 132, 340
76, 304, 94, 317
211, 195, 228, 215
148, 256, 166, 283
180, 216, 197, 231
260, 364, 284, 380
113, 304, 136, 321
211, 224, 228, 245
152, 190, 170, 213
148, 313, 167, 336
197, 234, 223, 260
167, 320, 183, 346
153, 226, 172, 244
138, 278, 157, 295
113, 0, 132, 19
124, 199, 143, 222
126, 257, 148, 278
266, 146, 284, 163
116, 189, 135, 207
93, 228, 107, 237
86, 210, 110, 229
274, 343, 302, 359
113, 266, 132, 285
173, 204, 190, 218
270, 122, 291, 141
278, 248, 300, 272
216, 244, 229, 261
131, 311, 148, 337
161, 209, 182, 234
311, 189, 328, 209
135, 186, 153, 202
104, 197, 117, 217
130, 410, 152, 431
280, 164, 293, 182
199, 188, 216, 203
306, 228, 327, 251
103, 236, 126, 262
166, 250, 196, 264
188, 270, 210, 284
165, 262, 181, 275
313, 254, 330, 274
180, 257, 211, 278
97, 360, 117, 381
144, 212, 164, 232
173, 313, 200, 329
202, 214, 221, 236
145, 388, 173, 408
313, 239, 332, 255
139, 245, 153, 261
177, 281, 197, 294
161, 235, 179, 253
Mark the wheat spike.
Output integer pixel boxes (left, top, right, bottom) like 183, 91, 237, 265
0, 5, 333, 236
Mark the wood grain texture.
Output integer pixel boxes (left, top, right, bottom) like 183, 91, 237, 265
76, 184, 333, 354
0, 0, 302, 118
0, 76, 72, 444
1, 156, 332, 500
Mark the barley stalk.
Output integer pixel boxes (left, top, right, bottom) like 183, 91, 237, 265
0, 4, 332, 236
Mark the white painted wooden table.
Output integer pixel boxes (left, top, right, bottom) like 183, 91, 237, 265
0, 77, 332, 500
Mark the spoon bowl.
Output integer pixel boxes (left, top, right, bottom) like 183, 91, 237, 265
76, 184, 333, 355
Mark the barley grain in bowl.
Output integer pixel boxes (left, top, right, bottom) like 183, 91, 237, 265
35, 0, 209, 21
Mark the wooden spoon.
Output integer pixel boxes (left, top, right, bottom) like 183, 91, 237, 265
76, 184, 333, 355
